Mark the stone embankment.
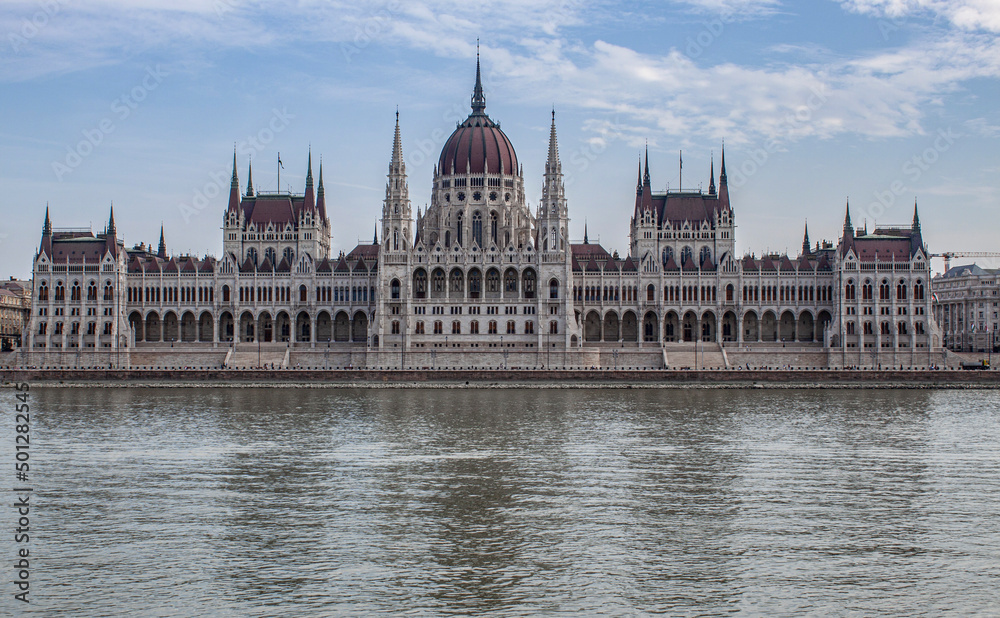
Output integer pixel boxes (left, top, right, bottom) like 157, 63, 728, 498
2, 368, 998, 389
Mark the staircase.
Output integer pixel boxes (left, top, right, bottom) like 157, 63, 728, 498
663, 343, 729, 369
225, 344, 289, 369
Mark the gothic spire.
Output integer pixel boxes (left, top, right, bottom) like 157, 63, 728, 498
708, 154, 716, 195
305, 148, 314, 188
228, 147, 241, 214
158, 224, 167, 259
546, 109, 560, 172
802, 221, 810, 255
231, 148, 238, 188
43, 204, 51, 236
246, 156, 254, 197
471, 41, 486, 115
373, 221, 379, 245
912, 199, 920, 232
583, 221, 589, 244
843, 200, 854, 239
719, 142, 727, 185
391, 108, 404, 173
643, 144, 651, 187
636, 156, 643, 195
107, 203, 116, 237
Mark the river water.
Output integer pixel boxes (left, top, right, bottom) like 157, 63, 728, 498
5, 387, 1000, 616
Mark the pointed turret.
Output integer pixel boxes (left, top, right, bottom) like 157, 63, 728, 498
718, 143, 730, 209
583, 221, 589, 244
157, 224, 167, 259
373, 222, 379, 245
246, 157, 254, 197
303, 149, 315, 212
643, 145, 651, 187
227, 148, 241, 214
802, 221, 810, 256
471, 42, 486, 115
635, 156, 643, 195
912, 199, 920, 232
316, 161, 327, 222
39, 205, 52, 257
708, 155, 716, 195
843, 200, 854, 239
105, 204, 118, 257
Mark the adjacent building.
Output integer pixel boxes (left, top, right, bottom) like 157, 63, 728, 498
933, 264, 1000, 353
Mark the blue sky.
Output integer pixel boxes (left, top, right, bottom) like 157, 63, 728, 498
2, 0, 999, 277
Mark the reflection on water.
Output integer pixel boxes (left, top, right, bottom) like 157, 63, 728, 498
8, 388, 1000, 615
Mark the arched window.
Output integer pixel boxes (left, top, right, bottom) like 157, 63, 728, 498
914, 280, 925, 300
38, 282, 49, 301
522, 269, 536, 299
862, 280, 873, 301
549, 278, 559, 300
223, 285, 231, 302
662, 246, 674, 266
897, 280, 907, 301
700, 246, 712, 265
432, 269, 446, 295
391, 279, 401, 300
87, 282, 97, 301
681, 246, 693, 266
490, 212, 498, 244
879, 279, 890, 301
647, 284, 655, 302
472, 212, 483, 246
70, 282, 81, 302
504, 269, 518, 294
103, 283, 114, 301
264, 247, 277, 266
247, 247, 258, 267
299, 285, 307, 302
456, 213, 463, 247
413, 269, 428, 299
283, 247, 295, 264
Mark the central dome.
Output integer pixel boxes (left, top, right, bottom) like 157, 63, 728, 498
436, 56, 519, 176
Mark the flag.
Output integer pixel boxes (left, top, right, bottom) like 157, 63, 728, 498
278, 153, 284, 169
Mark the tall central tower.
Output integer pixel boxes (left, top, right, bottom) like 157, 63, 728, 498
416, 55, 533, 251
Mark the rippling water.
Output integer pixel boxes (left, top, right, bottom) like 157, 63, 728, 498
6, 387, 1000, 616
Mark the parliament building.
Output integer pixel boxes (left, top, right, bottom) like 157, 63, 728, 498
21, 59, 943, 369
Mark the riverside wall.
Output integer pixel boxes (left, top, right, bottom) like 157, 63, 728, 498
2, 367, 998, 388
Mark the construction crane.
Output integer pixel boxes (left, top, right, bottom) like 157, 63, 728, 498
931, 252, 1000, 272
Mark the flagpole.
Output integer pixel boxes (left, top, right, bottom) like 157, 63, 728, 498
277, 152, 280, 193
679, 150, 682, 191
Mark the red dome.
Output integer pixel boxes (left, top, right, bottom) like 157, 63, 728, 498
438, 114, 518, 176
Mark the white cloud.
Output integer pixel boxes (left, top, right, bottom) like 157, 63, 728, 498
841, 0, 1000, 32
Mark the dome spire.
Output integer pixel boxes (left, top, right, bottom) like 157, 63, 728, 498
471, 39, 486, 115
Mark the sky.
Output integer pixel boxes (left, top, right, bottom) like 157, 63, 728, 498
2, 0, 999, 278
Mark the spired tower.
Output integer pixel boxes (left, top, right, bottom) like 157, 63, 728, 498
536, 110, 570, 254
